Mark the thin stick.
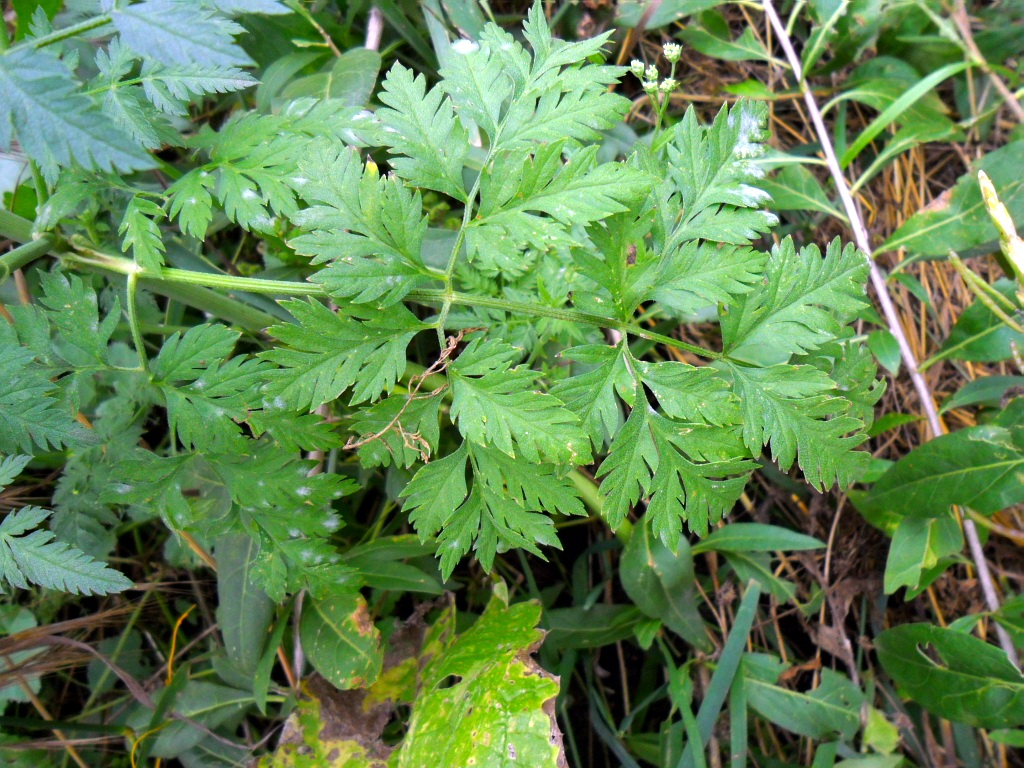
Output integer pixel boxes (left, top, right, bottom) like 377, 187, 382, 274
952, 0, 1024, 123
761, 0, 1019, 666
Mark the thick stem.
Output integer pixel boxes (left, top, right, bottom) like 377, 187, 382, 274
762, 0, 1018, 666
0, 236, 55, 285
62, 244, 722, 359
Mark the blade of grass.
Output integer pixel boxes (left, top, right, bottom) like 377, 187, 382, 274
839, 61, 968, 168
677, 581, 761, 768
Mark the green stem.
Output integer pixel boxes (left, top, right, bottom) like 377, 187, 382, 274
63, 243, 722, 359
0, 209, 33, 242
19, 14, 112, 49
126, 271, 149, 372
0, 235, 55, 285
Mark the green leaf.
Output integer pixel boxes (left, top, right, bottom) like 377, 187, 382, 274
744, 657, 864, 740
300, 591, 383, 689
0, 345, 94, 454
377, 63, 469, 201
678, 10, 773, 62
281, 48, 381, 106
289, 141, 434, 306
0, 47, 154, 182
861, 422, 1024, 517
691, 523, 826, 554
215, 534, 274, 675
261, 300, 427, 411
112, 0, 254, 68
550, 345, 627, 449
721, 237, 869, 363
941, 375, 1024, 413
37, 271, 119, 365
0, 506, 132, 595
449, 339, 591, 465
758, 163, 846, 219
439, 37, 509, 141
619, 518, 709, 650
396, 598, 563, 767
119, 195, 166, 271
933, 279, 1024, 364
882, 141, 1024, 257
867, 329, 902, 374
599, 405, 753, 546
728, 363, 869, 490
665, 103, 777, 245
875, 623, 1024, 728
652, 242, 767, 317
882, 513, 962, 595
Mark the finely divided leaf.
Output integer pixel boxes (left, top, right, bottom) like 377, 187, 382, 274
0, 47, 154, 182
377, 64, 469, 201
666, 102, 776, 244
722, 238, 869, 362
729, 363, 869, 489
261, 300, 427, 411
119, 196, 167, 271
449, 339, 591, 465
0, 507, 132, 595
112, 0, 253, 69
289, 142, 434, 305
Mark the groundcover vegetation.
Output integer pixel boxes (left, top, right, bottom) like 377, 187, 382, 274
1, 0, 1024, 765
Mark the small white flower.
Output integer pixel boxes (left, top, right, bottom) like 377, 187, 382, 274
630, 59, 645, 77
663, 42, 682, 63
644, 64, 659, 82
659, 78, 678, 94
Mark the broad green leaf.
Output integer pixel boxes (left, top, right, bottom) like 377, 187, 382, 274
691, 522, 825, 554
544, 604, 644, 649
722, 237, 869, 362
616, 0, 725, 28
216, 534, 274, 675
882, 513, 962, 595
397, 599, 563, 767
757, 163, 845, 220
678, 10, 774, 62
342, 536, 443, 595
619, 518, 709, 650
867, 329, 902, 374
876, 623, 1024, 728
744, 656, 864, 739
280, 48, 381, 106
882, 142, 1024, 256
941, 375, 1024, 413
300, 591, 383, 689
0, 47, 153, 182
862, 422, 1024, 517
932, 279, 1024, 364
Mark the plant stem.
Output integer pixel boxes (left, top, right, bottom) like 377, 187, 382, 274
20, 14, 112, 49
126, 270, 149, 372
0, 235, 55, 285
63, 242, 722, 359
762, 0, 1019, 666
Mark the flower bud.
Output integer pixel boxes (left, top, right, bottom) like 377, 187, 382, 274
630, 59, 645, 78
663, 42, 682, 63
